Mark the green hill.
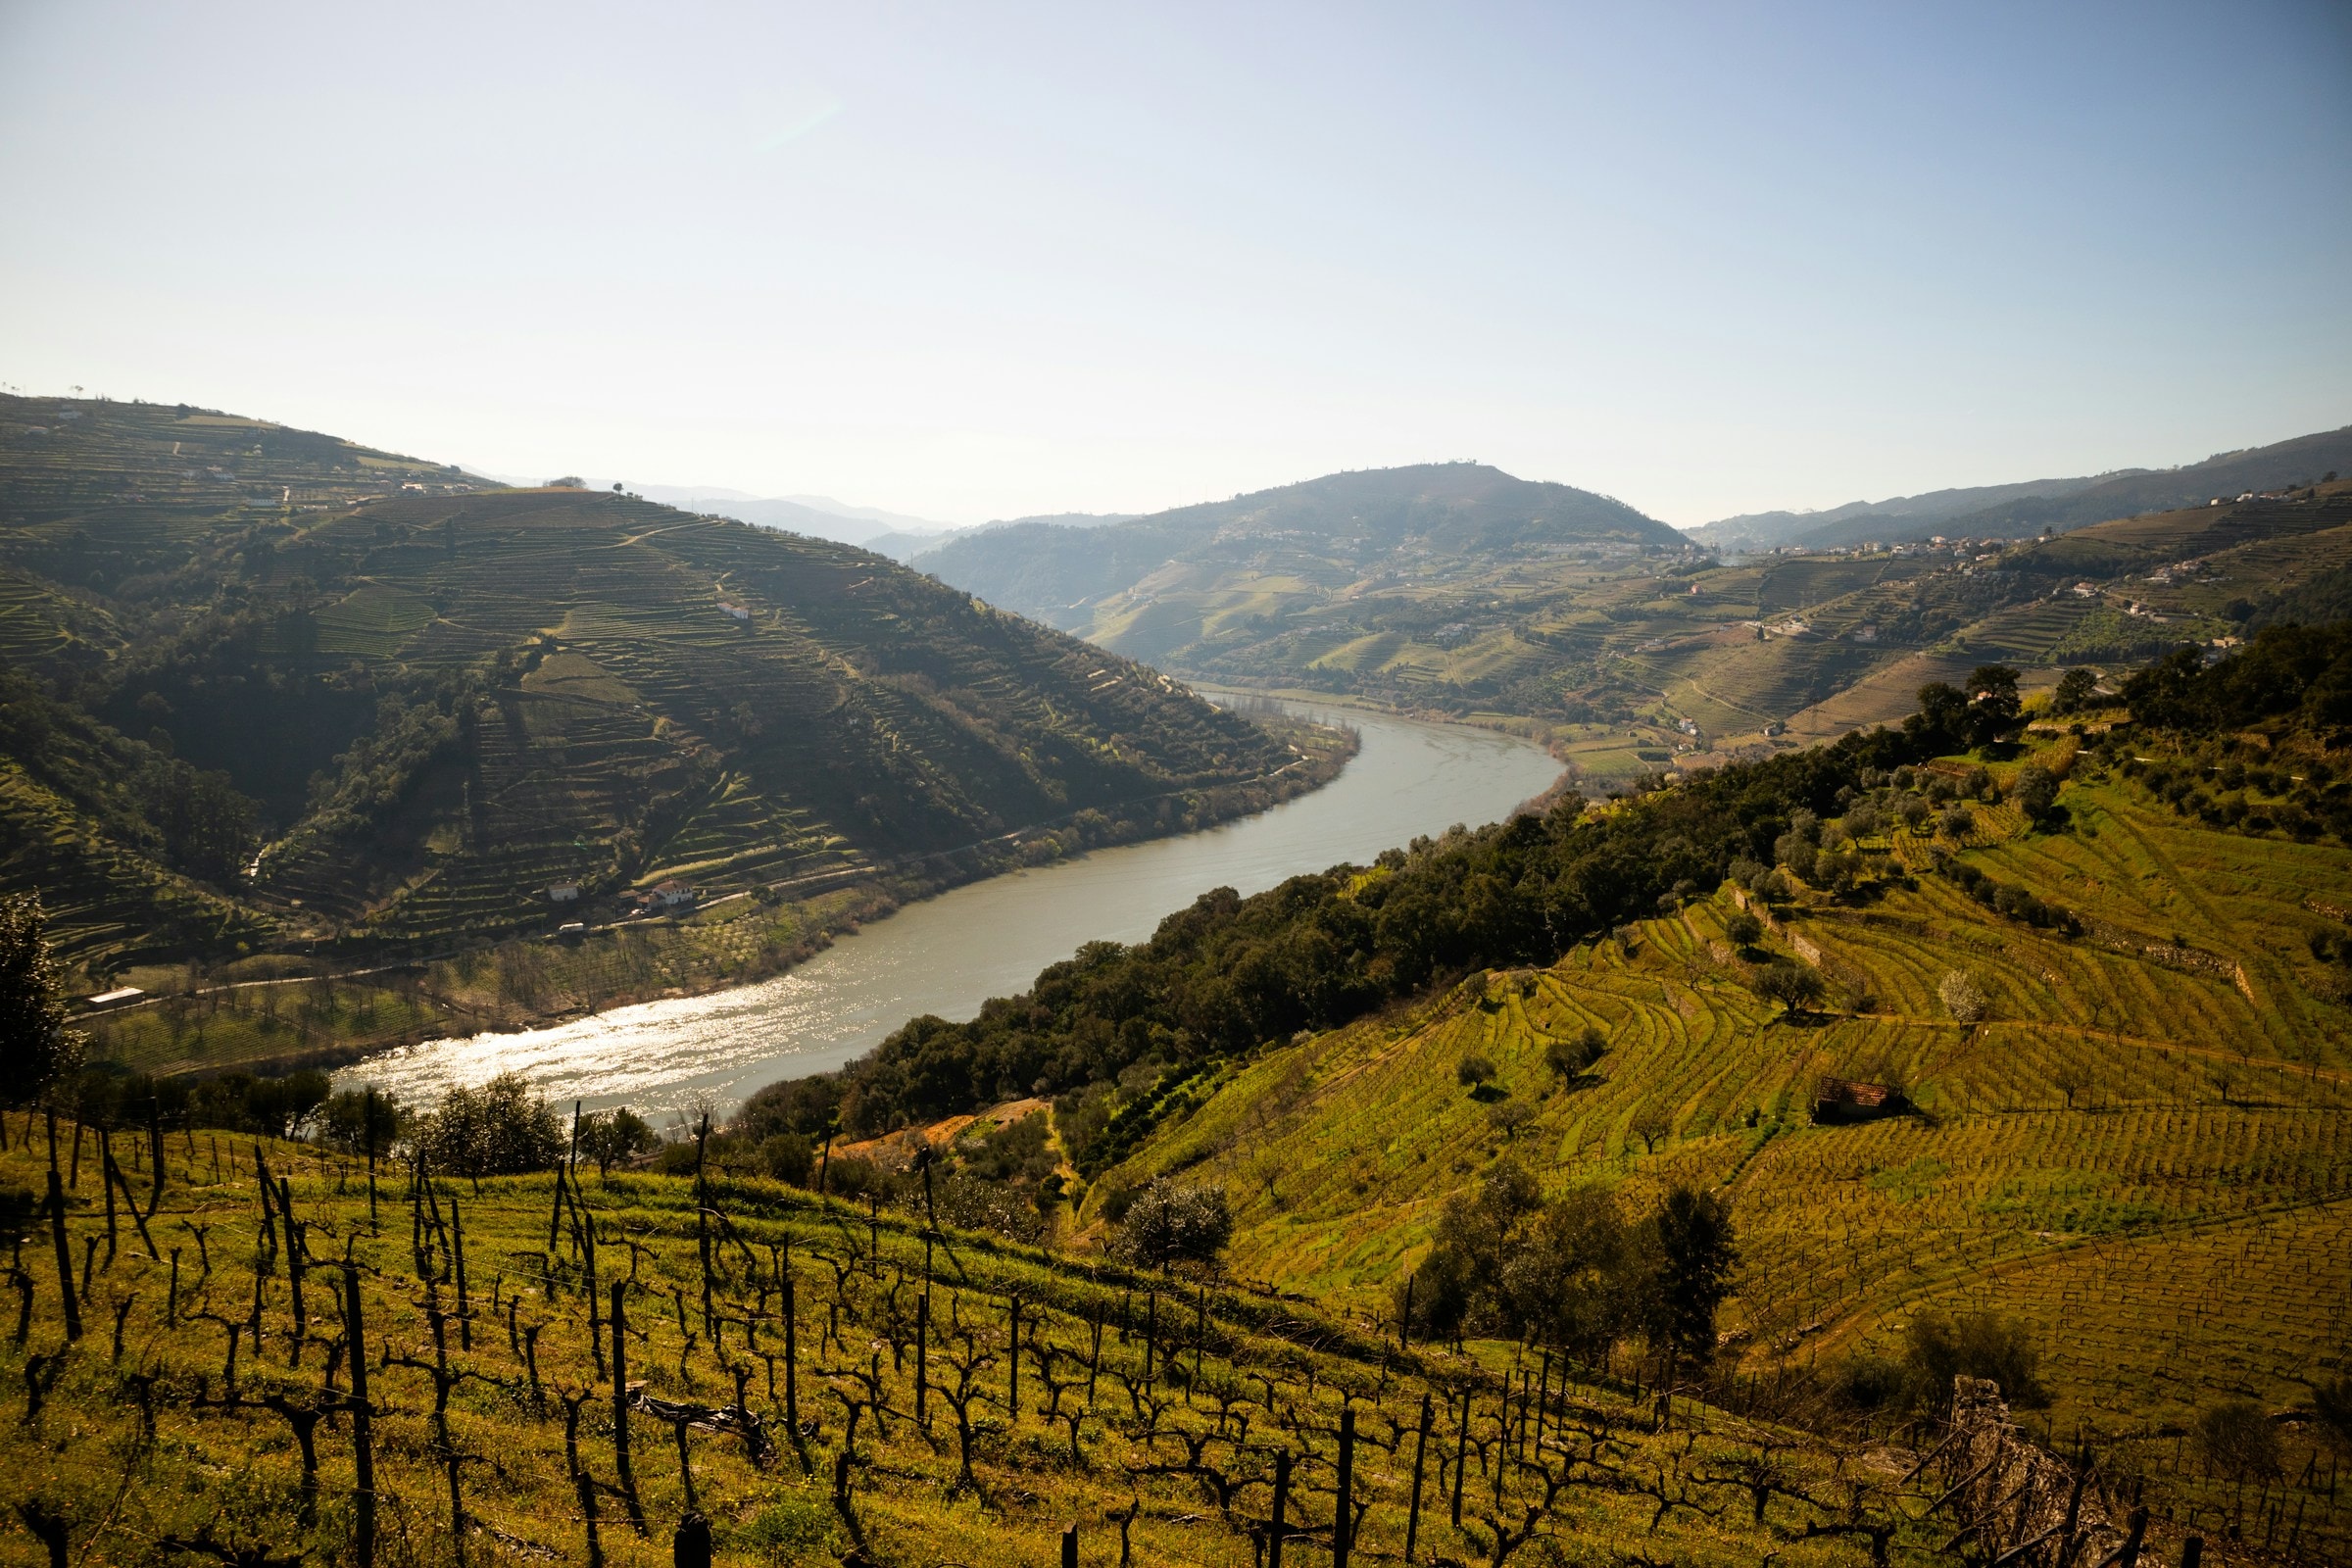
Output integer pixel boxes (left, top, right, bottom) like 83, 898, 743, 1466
0, 397, 1310, 972
915, 461, 1683, 657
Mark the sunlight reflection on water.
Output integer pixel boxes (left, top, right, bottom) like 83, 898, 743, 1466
340, 699, 1560, 1123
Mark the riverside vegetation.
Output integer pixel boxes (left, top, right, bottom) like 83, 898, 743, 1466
0, 395, 1350, 1075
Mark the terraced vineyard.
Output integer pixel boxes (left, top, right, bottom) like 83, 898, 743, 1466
1, 400, 1322, 979
1093, 734, 2352, 1556
0, 1119, 2029, 1568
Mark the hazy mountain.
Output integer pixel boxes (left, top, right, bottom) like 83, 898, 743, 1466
1688, 475, 2122, 553
1926, 424, 2352, 539
1692, 422, 2352, 554
917, 462, 1681, 632
621, 484, 959, 550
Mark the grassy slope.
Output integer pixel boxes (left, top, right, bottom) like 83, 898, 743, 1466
0, 1128, 1995, 1568
1092, 737, 2352, 1553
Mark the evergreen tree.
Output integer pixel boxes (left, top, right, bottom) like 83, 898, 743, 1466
0, 894, 85, 1104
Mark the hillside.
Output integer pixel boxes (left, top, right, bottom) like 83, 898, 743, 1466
1693, 423, 2352, 555
677, 623, 2352, 1561
911, 446, 2352, 785
915, 462, 1682, 657
0, 1116, 2112, 1568
0, 397, 1315, 977
1075, 676, 2352, 1554
1688, 472, 2122, 554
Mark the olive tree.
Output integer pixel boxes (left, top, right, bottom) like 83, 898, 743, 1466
1751, 960, 1823, 1015
416, 1072, 564, 1177
1114, 1179, 1234, 1272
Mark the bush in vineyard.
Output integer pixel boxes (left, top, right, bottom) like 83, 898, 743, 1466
416, 1071, 564, 1176
2197, 1396, 2283, 1480
1113, 1177, 1233, 1271
577, 1105, 661, 1175
1939, 969, 1989, 1023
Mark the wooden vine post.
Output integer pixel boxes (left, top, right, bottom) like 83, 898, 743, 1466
1404, 1392, 1433, 1563
611, 1282, 647, 1533
344, 1267, 376, 1568
45, 1112, 80, 1343
1268, 1447, 1292, 1568
1335, 1404, 1356, 1568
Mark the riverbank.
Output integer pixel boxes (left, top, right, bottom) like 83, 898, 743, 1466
82, 707, 1358, 1084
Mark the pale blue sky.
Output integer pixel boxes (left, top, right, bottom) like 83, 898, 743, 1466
3, 1, 2347, 525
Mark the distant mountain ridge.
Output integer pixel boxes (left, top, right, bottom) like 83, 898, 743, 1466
1689, 422, 2352, 553
916, 462, 1681, 637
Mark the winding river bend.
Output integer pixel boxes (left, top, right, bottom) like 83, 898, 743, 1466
342, 699, 1561, 1122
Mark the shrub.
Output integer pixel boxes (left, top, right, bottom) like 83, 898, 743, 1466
243, 1070, 332, 1140
1938, 969, 1988, 1023
2050, 667, 2098, 714
415, 1072, 564, 1177
2314, 1372, 2352, 1452
318, 1088, 404, 1156
1903, 1310, 2048, 1412
758, 1132, 813, 1185
2014, 762, 2059, 821
1486, 1099, 1535, 1139
1648, 1185, 1738, 1362
579, 1106, 662, 1175
1836, 1352, 1909, 1411
0, 894, 85, 1105
1114, 1179, 1233, 1270
2197, 1397, 2282, 1480
1497, 1183, 1634, 1358
1545, 1026, 1607, 1079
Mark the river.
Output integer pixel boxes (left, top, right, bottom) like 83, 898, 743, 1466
340, 698, 1561, 1123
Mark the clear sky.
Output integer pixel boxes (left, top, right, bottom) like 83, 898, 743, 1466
3, 1, 2348, 526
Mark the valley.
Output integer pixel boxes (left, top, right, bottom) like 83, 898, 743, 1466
911, 446, 2352, 787
0, 397, 1347, 1073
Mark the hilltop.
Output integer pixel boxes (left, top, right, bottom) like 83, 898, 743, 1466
0, 396, 1327, 1002
914, 462, 1681, 657
1690, 422, 2352, 554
